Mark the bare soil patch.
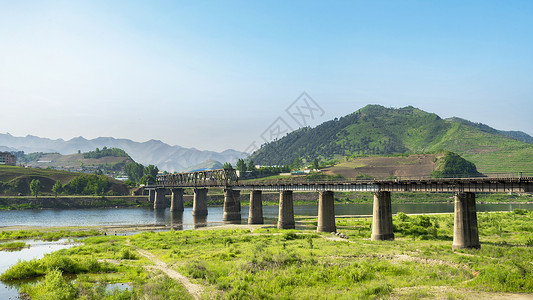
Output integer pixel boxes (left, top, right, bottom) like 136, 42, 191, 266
135, 248, 206, 299
324, 154, 439, 179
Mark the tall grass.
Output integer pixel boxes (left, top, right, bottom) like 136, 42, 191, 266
1, 252, 115, 281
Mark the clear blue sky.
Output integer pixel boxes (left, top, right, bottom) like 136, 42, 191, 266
1, 0, 532, 151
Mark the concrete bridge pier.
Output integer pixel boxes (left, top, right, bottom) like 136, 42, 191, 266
154, 188, 167, 209
170, 188, 184, 212
371, 191, 394, 241
248, 190, 264, 224
235, 190, 241, 213
192, 188, 208, 216
452, 192, 480, 250
223, 188, 241, 222
148, 189, 155, 203
317, 191, 336, 233
278, 190, 295, 229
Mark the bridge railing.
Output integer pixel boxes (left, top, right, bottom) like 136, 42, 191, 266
152, 170, 533, 188
238, 172, 533, 186
155, 169, 238, 187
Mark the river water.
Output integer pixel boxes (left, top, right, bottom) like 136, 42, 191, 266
1, 203, 531, 230
0, 239, 77, 299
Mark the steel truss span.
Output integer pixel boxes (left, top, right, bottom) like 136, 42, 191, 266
155, 169, 239, 187
150, 171, 533, 193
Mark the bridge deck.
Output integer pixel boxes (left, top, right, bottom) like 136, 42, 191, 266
148, 176, 533, 193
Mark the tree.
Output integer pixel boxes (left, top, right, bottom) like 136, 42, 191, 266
52, 181, 64, 198
144, 165, 159, 178
64, 174, 111, 195
30, 179, 43, 198
222, 162, 233, 170
236, 159, 247, 172
292, 157, 302, 170
247, 159, 256, 172
139, 174, 155, 185
124, 162, 144, 183
311, 158, 319, 170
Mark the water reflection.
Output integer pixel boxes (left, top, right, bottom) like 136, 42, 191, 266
223, 219, 243, 225
154, 208, 166, 225
170, 212, 183, 230
193, 215, 207, 229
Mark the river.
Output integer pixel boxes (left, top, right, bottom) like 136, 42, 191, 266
1, 203, 532, 230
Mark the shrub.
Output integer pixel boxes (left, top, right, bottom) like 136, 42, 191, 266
21, 269, 78, 300
282, 232, 298, 241
118, 248, 138, 260
513, 209, 528, 215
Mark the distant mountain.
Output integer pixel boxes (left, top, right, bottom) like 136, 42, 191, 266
249, 105, 533, 174
0, 133, 246, 172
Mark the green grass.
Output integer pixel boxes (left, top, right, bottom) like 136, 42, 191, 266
2, 210, 531, 299
0, 229, 101, 241
0, 241, 27, 251
2, 234, 192, 299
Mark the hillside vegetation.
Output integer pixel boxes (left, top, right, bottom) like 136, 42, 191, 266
0, 165, 129, 196
250, 105, 533, 174
16, 148, 133, 175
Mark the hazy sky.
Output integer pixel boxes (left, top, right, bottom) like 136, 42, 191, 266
1, 1, 532, 152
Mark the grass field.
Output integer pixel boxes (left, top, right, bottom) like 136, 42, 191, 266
1, 210, 531, 299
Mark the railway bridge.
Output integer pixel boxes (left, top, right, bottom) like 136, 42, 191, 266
145, 169, 533, 249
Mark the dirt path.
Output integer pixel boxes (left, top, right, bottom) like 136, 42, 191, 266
134, 248, 205, 299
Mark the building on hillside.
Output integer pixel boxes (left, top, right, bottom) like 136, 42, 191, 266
0, 152, 16, 166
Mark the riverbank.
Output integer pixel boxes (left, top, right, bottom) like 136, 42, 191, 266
0, 210, 531, 299
0, 196, 152, 210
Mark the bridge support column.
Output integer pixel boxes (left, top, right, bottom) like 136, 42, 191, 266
223, 189, 241, 222
248, 190, 264, 224
278, 190, 295, 229
154, 188, 166, 209
452, 192, 480, 250
192, 188, 208, 216
148, 189, 155, 203
170, 188, 184, 212
317, 191, 336, 233
371, 191, 394, 241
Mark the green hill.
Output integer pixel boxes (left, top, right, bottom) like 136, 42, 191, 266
0, 165, 129, 196
16, 147, 133, 175
250, 105, 533, 174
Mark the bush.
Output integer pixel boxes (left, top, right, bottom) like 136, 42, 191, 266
64, 174, 111, 195
118, 247, 138, 260
513, 209, 528, 215
281, 231, 298, 240
1, 253, 113, 280
21, 269, 78, 300
0, 259, 42, 280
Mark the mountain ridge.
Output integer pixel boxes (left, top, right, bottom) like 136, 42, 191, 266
0, 133, 246, 172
